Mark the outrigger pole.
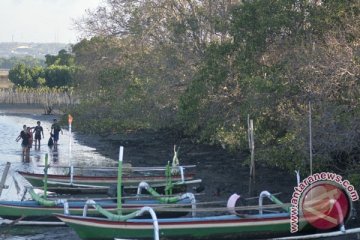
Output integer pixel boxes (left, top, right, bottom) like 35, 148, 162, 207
43, 153, 49, 199
0, 162, 10, 197
117, 146, 124, 215
68, 114, 74, 184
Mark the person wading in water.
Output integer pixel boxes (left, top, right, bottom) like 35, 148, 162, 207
51, 119, 63, 149
32, 121, 44, 149
15, 125, 30, 161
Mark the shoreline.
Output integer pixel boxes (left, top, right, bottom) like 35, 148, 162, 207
0, 103, 66, 117
0, 103, 359, 240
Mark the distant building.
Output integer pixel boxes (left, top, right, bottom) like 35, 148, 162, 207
0, 42, 69, 59
11, 45, 32, 56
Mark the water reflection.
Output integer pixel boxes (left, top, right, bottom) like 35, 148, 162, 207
0, 112, 116, 201
49, 145, 59, 162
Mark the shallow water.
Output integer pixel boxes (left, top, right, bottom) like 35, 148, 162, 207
0, 112, 115, 239
0, 113, 116, 200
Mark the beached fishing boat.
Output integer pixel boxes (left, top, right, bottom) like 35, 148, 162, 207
0, 149, 197, 224
54, 147, 295, 240
18, 145, 198, 191
55, 147, 355, 240
54, 191, 308, 240
55, 189, 355, 240
17, 150, 201, 194
18, 170, 200, 189
56, 211, 293, 239
0, 191, 195, 222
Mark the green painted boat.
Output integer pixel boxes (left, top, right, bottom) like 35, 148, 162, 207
0, 196, 193, 222
1, 149, 197, 224
17, 170, 197, 188
55, 211, 302, 240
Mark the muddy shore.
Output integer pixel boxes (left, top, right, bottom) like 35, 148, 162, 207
0, 103, 296, 200
0, 103, 359, 240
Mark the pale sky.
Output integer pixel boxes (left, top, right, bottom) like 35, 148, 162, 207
0, 0, 103, 43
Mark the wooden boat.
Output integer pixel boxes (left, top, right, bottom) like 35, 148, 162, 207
17, 169, 196, 188
54, 190, 309, 240
17, 163, 202, 195
53, 147, 353, 239
18, 171, 201, 193
0, 194, 194, 222
54, 185, 355, 240
56, 211, 295, 240
0, 148, 196, 224
17, 145, 202, 195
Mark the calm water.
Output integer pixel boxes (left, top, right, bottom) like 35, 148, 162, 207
0, 111, 115, 239
0, 113, 117, 200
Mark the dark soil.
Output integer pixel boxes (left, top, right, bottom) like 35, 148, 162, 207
75, 128, 296, 201
0, 104, 359, 240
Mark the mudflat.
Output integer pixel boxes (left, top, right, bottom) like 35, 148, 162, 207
0, 103, 357, 240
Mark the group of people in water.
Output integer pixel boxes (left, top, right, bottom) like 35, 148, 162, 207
15, 118, 63, 160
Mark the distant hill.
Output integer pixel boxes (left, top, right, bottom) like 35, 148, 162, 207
0, 42, 70, 59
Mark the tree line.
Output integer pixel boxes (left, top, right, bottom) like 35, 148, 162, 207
8, 0, 360, 184
8, 50, 76, 88
0, 56, 44, 69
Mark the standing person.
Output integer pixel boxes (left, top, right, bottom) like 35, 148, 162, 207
27, 127, 33, 149
15, 125, 30, 160
51, 118, 63, 148
33, 121, 44, 149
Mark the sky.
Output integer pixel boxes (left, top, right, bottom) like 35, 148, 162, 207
0, 0, 103, 43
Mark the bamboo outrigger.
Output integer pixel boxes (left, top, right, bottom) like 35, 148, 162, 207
54, 147, 355, 240
0, 152, 196, 224
17, 151, 201, 194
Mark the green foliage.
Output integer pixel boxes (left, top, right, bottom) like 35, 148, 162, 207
176, 0, 360, 178
348, 173, 360, 192
44, 65, 76, 88
0, 56, 45, 69
9, 63, 76, 88
8, 49, 77, 88
45, 49, 75, 67
70, 0, 360, 180
8, 64, 45, 88
178, 42, 234, 135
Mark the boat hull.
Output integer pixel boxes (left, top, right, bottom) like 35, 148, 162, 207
55, 213, 300, 240
0, 198, 191, 222
17, 171, 200, 195
18, 171, 195, 188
